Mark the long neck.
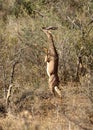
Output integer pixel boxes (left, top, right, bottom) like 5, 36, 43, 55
46, 32, 58, 55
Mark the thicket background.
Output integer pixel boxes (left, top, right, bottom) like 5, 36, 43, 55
0, 0, 93, 130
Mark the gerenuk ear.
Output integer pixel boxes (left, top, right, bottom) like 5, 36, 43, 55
42, 26, 58, 30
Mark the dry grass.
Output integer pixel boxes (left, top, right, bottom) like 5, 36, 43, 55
0, 1, 93, 130
0, 77, 93, 130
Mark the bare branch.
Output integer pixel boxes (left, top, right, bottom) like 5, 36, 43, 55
6, 84, 12, 107
86, 26, 93, 37
6, 60, 19, 108
34, 10, 45, 17
10, 60, 19, 84
67, 16, 81, 29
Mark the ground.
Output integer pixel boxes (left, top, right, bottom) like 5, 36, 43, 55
0, 81, 93, 130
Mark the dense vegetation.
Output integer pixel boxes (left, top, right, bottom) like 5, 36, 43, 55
0, 0, 93, 130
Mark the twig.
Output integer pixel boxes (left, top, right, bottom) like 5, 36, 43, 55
62, 111, 92, 130
87, 20, 93, 26
6, 84, 13, 107
34, 10, 45, 17
67, 16, 81, 29
2, 65, 7, 98
86, 26, 93, 37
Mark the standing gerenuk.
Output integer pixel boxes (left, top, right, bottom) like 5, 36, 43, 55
42, 27, 61, 97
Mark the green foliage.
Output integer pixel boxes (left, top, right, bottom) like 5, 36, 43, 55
13, 0, 36, 17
